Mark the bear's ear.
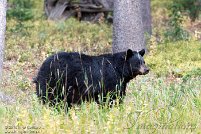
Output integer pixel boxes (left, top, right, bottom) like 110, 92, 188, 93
139, 49, 145, 57
126, 49, 133, 60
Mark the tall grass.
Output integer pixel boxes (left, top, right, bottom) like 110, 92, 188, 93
1, 0, 201, 133
1, 76, 200, 133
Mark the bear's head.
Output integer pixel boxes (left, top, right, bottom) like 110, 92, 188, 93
126, 49, 149, 76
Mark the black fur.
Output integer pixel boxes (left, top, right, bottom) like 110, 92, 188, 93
34, 49, 149, 106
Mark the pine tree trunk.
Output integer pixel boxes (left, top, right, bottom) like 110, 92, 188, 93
112, 0, 145, 53
142, 0, 152, 36
0, 0, 7, 81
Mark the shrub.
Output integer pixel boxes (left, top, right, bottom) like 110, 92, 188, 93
7, 0, 35, 21
165, 2, 189, 41
174, 0, 201, 22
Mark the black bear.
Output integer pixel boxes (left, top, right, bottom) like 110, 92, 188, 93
34, 49, 149, 106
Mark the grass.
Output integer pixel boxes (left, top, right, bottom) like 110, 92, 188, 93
1, 76, 200, 133
1, 0, 201, 133
146, 40, 201, 77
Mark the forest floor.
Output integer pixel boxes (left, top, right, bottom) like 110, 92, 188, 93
0, 1, 201, 133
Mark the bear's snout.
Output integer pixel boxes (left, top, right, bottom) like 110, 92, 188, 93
139, 65, 149, 75
144, 68, 149, 74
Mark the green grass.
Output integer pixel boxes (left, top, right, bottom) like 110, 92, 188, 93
146, 40, 201, 77
1, 0, 201, 133
1, 76, 200, 133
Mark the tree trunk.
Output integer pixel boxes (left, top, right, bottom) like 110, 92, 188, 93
0, 0, 7, 81
112, 0, 145, 53
142, 0, 152, 36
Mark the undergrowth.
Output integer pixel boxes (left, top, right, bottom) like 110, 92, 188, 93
1, 0, 201, 133
1, 76, 200, 133
146, 40, 201, 77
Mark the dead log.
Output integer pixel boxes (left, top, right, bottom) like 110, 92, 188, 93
44, 0, 113, 22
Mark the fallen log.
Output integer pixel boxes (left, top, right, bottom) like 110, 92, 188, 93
44, 0, 113, 22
